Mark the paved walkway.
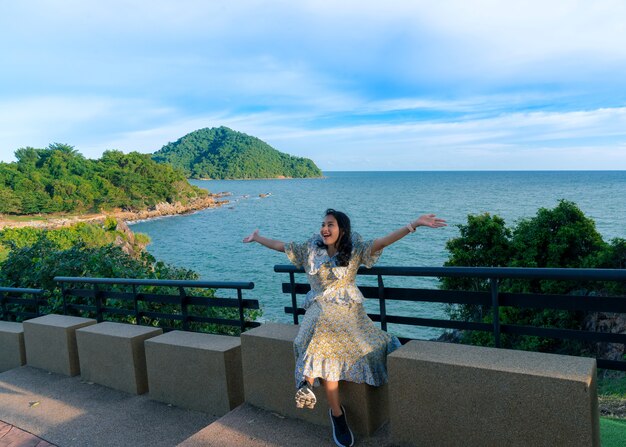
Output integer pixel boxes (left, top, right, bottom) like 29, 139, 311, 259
0, 367, 215, 447
0, 420, 57, 447
0, 367, 392, 447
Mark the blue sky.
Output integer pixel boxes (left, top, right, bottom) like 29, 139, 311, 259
1, 0, 626, 170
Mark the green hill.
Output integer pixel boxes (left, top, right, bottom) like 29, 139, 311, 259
152, 127, 323, 179
0, 144, 208, 215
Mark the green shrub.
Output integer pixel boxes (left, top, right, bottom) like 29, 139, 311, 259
443, 200, 621, 355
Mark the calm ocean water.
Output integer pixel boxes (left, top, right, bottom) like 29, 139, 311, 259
131, 171, 626, 339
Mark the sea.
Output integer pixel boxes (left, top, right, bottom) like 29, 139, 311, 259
130, 171, 626, 340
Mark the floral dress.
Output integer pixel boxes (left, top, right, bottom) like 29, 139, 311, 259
285, 233, 401, 387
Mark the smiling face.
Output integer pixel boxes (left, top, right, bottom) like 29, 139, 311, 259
320, 214, 342, 247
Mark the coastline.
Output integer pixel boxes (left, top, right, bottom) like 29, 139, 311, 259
193, 175, 325, 181
0, 193, 230, 230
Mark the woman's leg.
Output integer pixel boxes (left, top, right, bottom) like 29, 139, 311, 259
322, 379, 342, 416
323, 380, 354, 446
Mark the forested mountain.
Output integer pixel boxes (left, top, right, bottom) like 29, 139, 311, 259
152, 127, 322, 179
0, 144, 208, 215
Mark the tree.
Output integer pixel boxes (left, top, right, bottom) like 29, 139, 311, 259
442, 201, 617, 354
0, 187, 21, 214
0, 145, 208, 215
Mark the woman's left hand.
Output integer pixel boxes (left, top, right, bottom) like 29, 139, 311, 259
414, 214, 447, 228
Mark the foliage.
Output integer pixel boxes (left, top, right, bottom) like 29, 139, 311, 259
443, 200, 623, 354
153, 126, 323, 179
598, 373, 626, 397
0, 144, 208, 215
1, 222, 134, 252
0, 224, 260, 335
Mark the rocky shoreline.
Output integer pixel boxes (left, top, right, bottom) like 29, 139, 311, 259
0, 193, 231, 230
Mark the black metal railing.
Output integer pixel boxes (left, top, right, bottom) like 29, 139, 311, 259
275, 265, 626, 371
54, 277, 260, 335
0, 287, 45, 321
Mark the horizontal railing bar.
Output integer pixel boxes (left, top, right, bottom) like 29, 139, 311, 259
286, 305, 626, 342
275, 265, 626, 281
1, 311, 38, 318
598, 359, 626, 371
186, 316, 244, 327
367, 314, 493, 332
500, 293, 626, 313
101, 307, 136, 317
500, 324, 626, 344
359, 287, 490, 304
282, 283, 310, 294
63, 290, 259, 309
65, 304, 95, 312
135, 293, 179, 305
282, 283, 626, 312
0, 287, 44, 294
54, 276, 254, 289
283, 283, 492, 305
139, 311, 183, 321
64, 289, 97, 298
284, 307, 306, 316
2, 298, 39, 305
186, 297, 260, 309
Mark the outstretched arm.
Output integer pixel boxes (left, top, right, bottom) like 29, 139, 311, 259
242, 229, 286, 252
371, 214, 446, 254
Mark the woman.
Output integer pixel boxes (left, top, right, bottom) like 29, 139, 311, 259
243, 209, 446, 447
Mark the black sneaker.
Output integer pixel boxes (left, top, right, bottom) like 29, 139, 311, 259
295, 381, 316, 409
329, 405, 354, 447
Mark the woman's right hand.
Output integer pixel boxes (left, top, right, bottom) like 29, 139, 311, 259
242, 229, 259, 243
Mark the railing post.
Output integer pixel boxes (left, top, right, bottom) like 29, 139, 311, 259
490, 278, 500, 348
237, 288, 245, 333
34, 291, 41, 317
179, 286, 189, 331
0, 290, 6, 321
132, 285, 140, 325
290, 272, 299, 325
378, 275, 387, 332
61, 283, 68, 315
94, 284, 103, 322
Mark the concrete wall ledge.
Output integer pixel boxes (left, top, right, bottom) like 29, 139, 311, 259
23, 314, 97, 376
76, 321, 162, 394
145, 330, 244, 416
241, 323, 389, 436
389, 340, 600, 447
0, 321, 26, 372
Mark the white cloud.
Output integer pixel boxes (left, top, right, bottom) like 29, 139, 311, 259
1, 1, 625, 170
0, 96, 176, 159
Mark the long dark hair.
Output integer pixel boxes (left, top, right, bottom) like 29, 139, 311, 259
316, 208, 353, 266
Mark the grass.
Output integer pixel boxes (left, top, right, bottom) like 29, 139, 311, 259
601, 417, 626, 447
599, 371, 626, 444
599, 372, 626, 397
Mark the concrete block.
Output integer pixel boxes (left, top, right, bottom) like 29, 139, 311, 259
0, 321, 26, 372
23, 314, 97, 376
388, 341, 600, 447
145, 330, 243, 416
241, 323, 388, 436
76, 322, 162, 394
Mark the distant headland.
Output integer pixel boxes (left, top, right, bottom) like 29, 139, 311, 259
152, 126, 323, 180
0, 128, 322, 227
